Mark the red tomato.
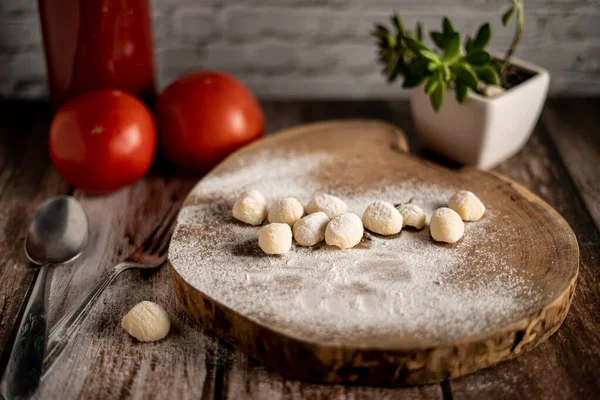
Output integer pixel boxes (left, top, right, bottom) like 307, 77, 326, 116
155, 71, 264, 173
49, 90, 157, 193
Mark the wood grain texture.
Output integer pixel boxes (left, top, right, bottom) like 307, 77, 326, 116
0, 99, 598, 399
542, 98, 600, 229
169, 119, 578, 386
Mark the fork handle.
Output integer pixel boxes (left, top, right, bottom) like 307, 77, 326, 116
42, 263, 131, 376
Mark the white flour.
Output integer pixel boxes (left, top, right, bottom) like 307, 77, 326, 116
170, 149, 539, 345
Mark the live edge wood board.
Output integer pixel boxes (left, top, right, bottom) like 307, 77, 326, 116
168, 120, 579, 386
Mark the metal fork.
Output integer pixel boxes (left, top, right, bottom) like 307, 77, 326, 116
42, 205, 179, 376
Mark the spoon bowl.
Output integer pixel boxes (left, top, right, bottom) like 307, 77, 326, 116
25, 196, 89, 265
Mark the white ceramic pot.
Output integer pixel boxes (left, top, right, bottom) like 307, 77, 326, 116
409, 56, 550, 169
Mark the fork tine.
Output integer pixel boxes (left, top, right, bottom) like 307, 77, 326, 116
142, 204, 174, 252
150, 208, 179, 256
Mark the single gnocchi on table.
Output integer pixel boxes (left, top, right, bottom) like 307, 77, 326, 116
122, 301, 170, 342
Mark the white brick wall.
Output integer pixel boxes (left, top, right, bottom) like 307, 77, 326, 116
0, 0, 598, 99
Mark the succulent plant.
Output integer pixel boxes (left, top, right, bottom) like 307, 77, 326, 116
373, 14, 500, 112
374, 0, 527, 112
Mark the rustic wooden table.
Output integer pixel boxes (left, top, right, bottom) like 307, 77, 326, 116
0, 99, 598, 399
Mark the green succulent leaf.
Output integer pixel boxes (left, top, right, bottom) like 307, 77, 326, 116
443, 17, 455, 37
425, 77, 440, 94
442, 64, 452, 81
410, 58, 431, 72
387, 56, 406, 82
431, 31, 446, 49
473, 23, 491, 49
386, 33, 397, 48
396, 30, 404, 45
402, 70, 427, 88
416, 22, 423, 42
490, 58, 504, 73
442, 32, 461, 62
464, 35, 474, 54
455, 64, 479, 90
403, 36, 428, 53
419, 50, 440, 63
384, 56, 395, 76
475, 65, 500, 85
427, 62, 438, 72
392, 13, 404, 33
431, 82, 446, 111
463, 50, 491, 65
455, 81, 469, 103
502, 6, 515, 26
373, 25, 389, 39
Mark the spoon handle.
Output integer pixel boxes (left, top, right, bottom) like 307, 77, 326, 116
0, 264, 53, 400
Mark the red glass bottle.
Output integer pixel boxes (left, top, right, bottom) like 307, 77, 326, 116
38, 0, 156, 106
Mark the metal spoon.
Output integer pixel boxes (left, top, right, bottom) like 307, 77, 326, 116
0, 196, 88, 400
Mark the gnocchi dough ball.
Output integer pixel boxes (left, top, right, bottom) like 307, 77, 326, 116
430, 207, 464, 243
232, 189, 267, 226
362, 201, 403, 235
306, 193, 347, 219
448, 190, 486, 221
396, 204, 426, 229
325, 213, 363, 249
258, 223, 292, 254
293, 212, 329, 247
268, 197, 304, 226
122, 301, 170, 342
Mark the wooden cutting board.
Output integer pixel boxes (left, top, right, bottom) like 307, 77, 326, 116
168, 120, 578, 386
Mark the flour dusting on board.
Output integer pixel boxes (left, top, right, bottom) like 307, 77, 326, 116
170, 147, 539, 344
